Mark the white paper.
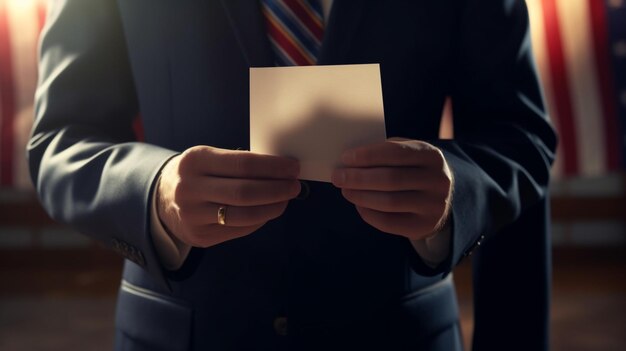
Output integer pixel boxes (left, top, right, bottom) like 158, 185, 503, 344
250, 64, 386, 182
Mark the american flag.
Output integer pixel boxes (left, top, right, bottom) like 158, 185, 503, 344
0, 0, 46, 189
526, 0, 626, 177
0, 0, 625, 189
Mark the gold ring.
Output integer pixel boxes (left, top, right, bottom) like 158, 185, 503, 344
217, 206, 227, 225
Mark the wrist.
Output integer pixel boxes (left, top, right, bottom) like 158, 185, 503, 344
151, 173, 191, 270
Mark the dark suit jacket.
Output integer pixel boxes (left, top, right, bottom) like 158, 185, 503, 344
28, 0, 557, 350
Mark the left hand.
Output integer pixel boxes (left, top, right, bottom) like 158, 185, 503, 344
331, 139, 453, 241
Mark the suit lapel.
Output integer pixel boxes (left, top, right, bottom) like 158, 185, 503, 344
219, 0, 274, 67
317, 0, 366, 65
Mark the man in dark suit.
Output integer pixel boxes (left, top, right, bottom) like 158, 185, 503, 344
28, 0, 557, 350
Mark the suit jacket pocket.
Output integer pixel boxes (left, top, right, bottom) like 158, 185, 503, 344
115, 280, 192, 351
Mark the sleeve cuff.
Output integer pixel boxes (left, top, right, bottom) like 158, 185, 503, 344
150, 176, 192, 271
409, 220, 452, 268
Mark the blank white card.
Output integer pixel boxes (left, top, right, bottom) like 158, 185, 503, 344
250, 64, 387, 182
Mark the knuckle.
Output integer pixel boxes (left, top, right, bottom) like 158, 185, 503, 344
431, 151, 445, 169
177, 158, 192, 175
178, 147, 204, 173
178, 145, 214, 173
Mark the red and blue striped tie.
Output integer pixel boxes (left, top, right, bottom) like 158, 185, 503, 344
261, 0, 324, 66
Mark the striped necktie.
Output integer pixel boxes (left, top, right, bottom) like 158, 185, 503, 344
261, 0, 324, 66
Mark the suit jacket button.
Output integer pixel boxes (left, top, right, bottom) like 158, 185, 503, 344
464, 234, 486, 257
273, 316, 288, 336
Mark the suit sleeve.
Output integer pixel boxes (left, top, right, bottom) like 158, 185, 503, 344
27, 0, 177, 288
410, 0, 558, 276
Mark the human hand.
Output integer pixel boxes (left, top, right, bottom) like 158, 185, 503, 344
331, 139, 453, 241
156, 146, 301, 248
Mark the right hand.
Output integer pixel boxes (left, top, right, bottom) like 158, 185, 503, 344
156, 145, 301, 248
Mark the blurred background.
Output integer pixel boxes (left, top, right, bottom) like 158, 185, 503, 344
0, 0, 624, 350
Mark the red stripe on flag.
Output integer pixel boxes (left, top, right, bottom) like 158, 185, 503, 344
0, 3, 16, 186
264, 11, 315, 65
133, 115, 145, 142
588, 0, 622, 171
283, 0, 324, 41
36, 1, 47, 35
541, 0, 579, 175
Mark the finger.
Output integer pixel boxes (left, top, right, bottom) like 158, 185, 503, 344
341, 140, 444, 168
176, 202, 289, 227
196, 177, 300, 206
355, 206, 438, 240
342, 189, 448, 215
204, 202, 289, 227
180, 146, 300, 179
172, 175, 301, 205
185, 224, 265, 248
332, 167, 451, 192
